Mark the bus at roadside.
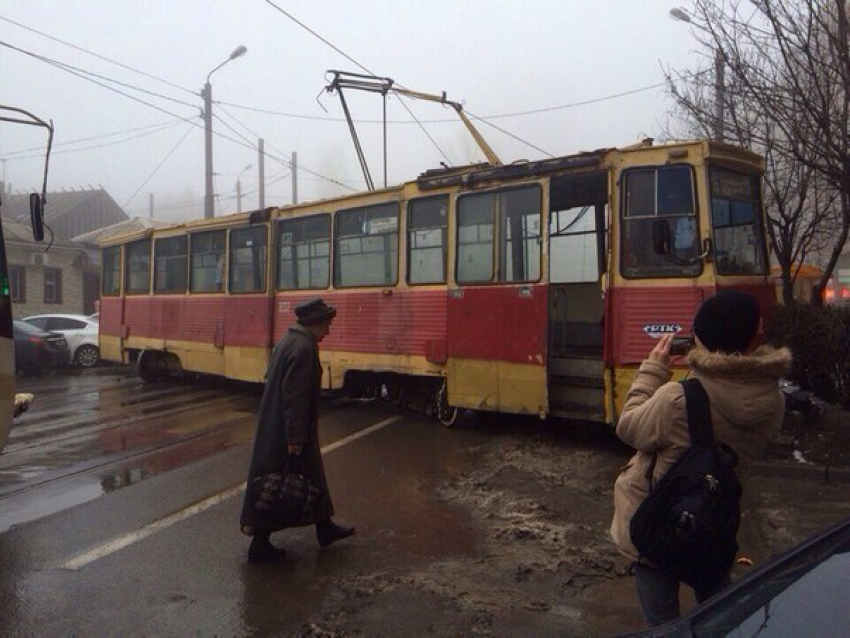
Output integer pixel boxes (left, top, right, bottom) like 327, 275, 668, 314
0, 105, 51, 450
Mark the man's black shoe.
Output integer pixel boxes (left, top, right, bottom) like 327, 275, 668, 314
316, 521, 355, 548
248, 538, 287, 563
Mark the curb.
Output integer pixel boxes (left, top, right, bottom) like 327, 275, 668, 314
751, 460, 850, 485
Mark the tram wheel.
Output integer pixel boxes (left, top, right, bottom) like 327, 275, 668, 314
437, 405, 459, 427
384, 376, 404, 406
137, 350, 162, 383
434, 379, 458, 427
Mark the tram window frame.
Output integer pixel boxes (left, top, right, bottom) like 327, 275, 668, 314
189, 230, 226, 293
102, 246, 121, 296
334, 202, 399, 288
153, 236, 188, 294
276, 214, 331, 291
456, 184, 542, 285
708, 167, 769, 276
620, 164, 703, 279
124, 239, 152, 295
407, 195, 449, 285
229, 225, 268, 294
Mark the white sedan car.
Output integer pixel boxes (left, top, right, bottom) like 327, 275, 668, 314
21, 313, 100, 367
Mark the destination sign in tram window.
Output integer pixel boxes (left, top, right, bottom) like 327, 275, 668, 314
334, 203, 399, 287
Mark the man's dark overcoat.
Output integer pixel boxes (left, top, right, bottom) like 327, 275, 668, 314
240, 324, 334, 531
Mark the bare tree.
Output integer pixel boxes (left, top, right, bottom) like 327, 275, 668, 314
665, 0, 849, 305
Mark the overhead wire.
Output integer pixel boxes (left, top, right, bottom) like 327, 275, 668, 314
216, 79, 670, 124
214, 103, 359, 192
0, 14, 196, 96
0, 40, 198, 122
0, 41, 197, 110
3, 120, 187, 161
262, 0, 452, 163
262, 0, 534, 162
2, 36, 360, 193
2, 119, 186, 158
122, 121, 197, 208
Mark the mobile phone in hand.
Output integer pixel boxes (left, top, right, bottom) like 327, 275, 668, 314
670, 335, 694, 355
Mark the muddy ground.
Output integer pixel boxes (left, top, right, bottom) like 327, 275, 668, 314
297, 409, 850, 637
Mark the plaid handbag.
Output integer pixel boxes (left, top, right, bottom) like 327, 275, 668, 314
252, 456, 323, 526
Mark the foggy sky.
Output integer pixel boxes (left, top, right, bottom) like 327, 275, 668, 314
0, 1, 703, 223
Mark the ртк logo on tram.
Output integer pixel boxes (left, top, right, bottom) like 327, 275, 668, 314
97, 74, 773, 427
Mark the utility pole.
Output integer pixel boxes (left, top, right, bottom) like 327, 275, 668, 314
149, 193, 154, 218
714, 50, 725, 142
258, 138, 265, 209
202, 45, 247, 219
203, 82, 214, 218
292, 151, 298, 204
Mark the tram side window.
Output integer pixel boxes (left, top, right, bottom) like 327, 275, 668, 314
621, 165, 700, 278
501, 187, 541, 282
709, 168, 767, 275
102, 246, 120, 296
124, 239, 151, 294
457, 193, 495, 282
457, 185, 541, 284
229, 226, 267, 293
334, 203, 398, 287
277, 214, 330, 290
153, 236, 188, 294
190, 230, 226, 293
408, 196, 448, 285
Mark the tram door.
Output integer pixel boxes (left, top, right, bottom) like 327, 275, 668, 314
548, 172, 608, 421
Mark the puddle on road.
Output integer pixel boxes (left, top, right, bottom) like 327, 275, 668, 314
0, 420, 255, 532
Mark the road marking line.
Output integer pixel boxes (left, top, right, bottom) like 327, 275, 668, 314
60, 414, 402, 571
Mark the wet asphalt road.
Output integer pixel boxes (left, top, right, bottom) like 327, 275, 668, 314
0, 367, 533, 635
5, 368, 848, 636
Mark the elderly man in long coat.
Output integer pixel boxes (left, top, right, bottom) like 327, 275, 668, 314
240, 298, 354, 563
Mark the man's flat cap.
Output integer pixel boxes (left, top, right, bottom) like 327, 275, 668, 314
295, 298, 337, 325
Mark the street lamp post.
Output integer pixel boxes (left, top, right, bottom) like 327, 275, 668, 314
236, 164, 251, 213
203, 45, 247, 219
670, 8, 725, 141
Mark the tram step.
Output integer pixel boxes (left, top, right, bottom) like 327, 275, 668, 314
548, 383, 605, 411
550, 357, 604, 378
549, 374, 605, 390
549, 403, 608, 423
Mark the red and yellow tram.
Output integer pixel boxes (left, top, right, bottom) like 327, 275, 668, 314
99, 139, 773, 425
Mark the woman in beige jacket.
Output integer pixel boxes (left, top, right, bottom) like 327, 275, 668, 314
610, 290, 791, 627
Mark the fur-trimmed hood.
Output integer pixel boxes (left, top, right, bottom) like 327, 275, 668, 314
687, 344, 792, 432
687, 344, 792, 380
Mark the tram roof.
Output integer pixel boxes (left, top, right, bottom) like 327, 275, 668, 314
98, 139, 763, 247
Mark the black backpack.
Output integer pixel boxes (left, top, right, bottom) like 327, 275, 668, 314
629, 378, 742, 592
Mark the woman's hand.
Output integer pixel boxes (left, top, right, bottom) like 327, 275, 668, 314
649, 334, 674, 364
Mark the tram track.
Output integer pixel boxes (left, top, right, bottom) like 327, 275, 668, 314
0, 369, 388, 532
5, 386, 255, 453
1, 371, 258, 485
